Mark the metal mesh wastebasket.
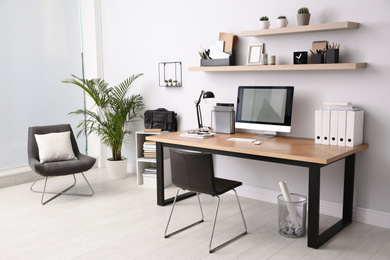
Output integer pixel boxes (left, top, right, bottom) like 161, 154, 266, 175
278, 193, 307, 238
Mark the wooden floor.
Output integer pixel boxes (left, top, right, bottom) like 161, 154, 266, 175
1, 168, 390, 260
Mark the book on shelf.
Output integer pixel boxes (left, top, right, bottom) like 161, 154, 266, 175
143, 141, 156, 148
144, 167, 156, 174
143, 167, 157, 178
144, 128, 162, 132
143, 140, 156, 157
144, 152, 156, 158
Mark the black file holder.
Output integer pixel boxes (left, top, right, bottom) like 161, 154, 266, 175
200, 50, 235, 66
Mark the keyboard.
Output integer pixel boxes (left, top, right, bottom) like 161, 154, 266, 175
227, 138, 257, 143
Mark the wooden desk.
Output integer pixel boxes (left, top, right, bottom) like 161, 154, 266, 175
146, 131, 368, 249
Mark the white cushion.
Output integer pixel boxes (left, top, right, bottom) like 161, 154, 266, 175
34, 131, 77, 163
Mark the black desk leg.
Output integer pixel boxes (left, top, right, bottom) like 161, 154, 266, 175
343, 154, 355, 224
156, 142, 165, 206
308, 154, 356, 249
308, 164, 321, 249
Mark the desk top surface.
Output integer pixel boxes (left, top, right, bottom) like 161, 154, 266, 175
146, 131, 368, 165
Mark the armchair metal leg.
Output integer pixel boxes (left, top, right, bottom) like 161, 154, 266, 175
209, 189, 248, 253
164, 189, 204, 238
30, 173, 94, 205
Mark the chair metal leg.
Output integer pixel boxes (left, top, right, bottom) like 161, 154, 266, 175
209, 189, 248, 253
164, 189, 204, 238
30, 173, 94, 205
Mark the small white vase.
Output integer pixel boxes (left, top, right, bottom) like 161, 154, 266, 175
259, 20, 270, 29
106, 158, 127, 179
276, 18, 288, 28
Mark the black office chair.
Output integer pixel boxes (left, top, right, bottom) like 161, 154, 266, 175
165, 149, 248, 253
28, 124, 96, 205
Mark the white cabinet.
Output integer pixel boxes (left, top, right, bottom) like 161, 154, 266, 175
135, 131, 171, 188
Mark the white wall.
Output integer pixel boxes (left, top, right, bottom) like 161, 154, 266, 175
87, 0, 390, 226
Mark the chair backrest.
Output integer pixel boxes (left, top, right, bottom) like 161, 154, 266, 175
27, 124, 80, 163
170, 149, 217, 195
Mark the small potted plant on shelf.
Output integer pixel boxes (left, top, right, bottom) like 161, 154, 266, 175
168, 79, 172, 86
277, 16, 288, 28
63, 74, 145, 179
259, 16, 270, 29
297, 7, 311, 26
164, 80, 168, 86
173, 80, 178, 86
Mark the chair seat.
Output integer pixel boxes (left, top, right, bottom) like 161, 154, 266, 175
32, 154, 95, 177
214, 177, 242, 196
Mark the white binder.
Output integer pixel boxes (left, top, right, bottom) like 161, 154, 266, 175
330, 110, 338, 145
337, 110, 347, 146
314, 110, 322, 144
346, 110, 364, 147
322, 110, 331, 145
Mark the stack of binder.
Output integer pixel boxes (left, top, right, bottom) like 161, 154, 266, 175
315, 102, 364, 147
143, 141, 156, 158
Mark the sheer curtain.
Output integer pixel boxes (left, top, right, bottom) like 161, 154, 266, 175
0, 0, 85, 170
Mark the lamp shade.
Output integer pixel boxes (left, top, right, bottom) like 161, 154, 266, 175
203, 91, 215, 99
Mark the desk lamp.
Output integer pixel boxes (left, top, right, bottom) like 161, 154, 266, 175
194, 90, 215, 133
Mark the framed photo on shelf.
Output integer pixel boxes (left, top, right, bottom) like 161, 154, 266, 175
247, 43, 264, 65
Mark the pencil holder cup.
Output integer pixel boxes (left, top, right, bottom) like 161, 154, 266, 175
313, 54, 324, 64
326, 49, 339, 63
278, 193, 307, 238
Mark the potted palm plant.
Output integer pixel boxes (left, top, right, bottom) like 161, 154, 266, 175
63, 73, 145, 179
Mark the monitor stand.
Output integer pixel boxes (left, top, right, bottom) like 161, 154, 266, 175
254, 131, 277, 139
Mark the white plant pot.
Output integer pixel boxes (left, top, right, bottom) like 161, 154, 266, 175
259, 20, 270, 29
106, 158, 127, 179
276, 18, 288, 28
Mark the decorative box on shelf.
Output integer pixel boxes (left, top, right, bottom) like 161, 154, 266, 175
200, 50, 235, 66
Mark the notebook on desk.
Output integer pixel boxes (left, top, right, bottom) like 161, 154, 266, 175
180, 132, 215, 139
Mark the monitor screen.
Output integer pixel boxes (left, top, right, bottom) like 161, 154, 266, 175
235, 86, 294, 137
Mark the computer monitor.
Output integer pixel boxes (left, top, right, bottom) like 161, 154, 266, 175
235, 86, 294, 138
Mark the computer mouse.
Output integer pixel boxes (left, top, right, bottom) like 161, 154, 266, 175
253, 140, 261, 145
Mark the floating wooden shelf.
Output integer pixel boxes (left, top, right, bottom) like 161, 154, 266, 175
188, 63, 367, 72
240, 21, 359, 37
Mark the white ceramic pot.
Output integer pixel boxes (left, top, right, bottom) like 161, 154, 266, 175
106, 158, 127, 179
276, 18, 288, 28
259, 20, 270, 29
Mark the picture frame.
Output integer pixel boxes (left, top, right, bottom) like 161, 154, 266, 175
247, 43, 264, 65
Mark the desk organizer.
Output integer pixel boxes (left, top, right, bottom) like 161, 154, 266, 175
200, 51, 235, 66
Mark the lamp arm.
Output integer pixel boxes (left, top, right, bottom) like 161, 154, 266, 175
196, 104, 203, 129
195, 90, 205, 106
195, 90, 205, 130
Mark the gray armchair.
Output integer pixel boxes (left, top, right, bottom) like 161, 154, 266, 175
28, 124, 96, 205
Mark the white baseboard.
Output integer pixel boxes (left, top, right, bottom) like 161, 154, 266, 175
237, 184, 390, 230
0, 166, 36, 188
353, 207, 390, 229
